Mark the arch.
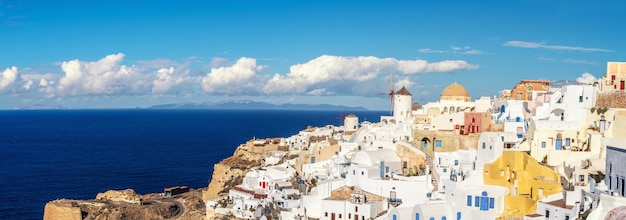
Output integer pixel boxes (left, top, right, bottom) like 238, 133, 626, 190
482, 191, 488, 196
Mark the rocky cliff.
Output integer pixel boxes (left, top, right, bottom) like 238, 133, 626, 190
203, 142, 266, 201
203, 138, 291, 201
43, 189, 205, 220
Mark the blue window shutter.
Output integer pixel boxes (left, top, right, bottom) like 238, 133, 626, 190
475, 197, 479, 207
457, 212, 461, 220
489, 198, 494, 209
467, 196, 472, 206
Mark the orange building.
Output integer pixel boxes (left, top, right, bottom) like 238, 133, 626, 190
510, 80, 551, 101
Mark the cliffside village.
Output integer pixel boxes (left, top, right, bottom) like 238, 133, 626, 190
204, 62, 626, 220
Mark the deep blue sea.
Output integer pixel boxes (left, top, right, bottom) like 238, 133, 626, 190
0, 109, 385, 219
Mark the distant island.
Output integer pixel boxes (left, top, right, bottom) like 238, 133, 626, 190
148, 100, 370, 111
10, 100, 371, 111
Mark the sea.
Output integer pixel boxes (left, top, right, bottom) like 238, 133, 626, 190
0, 109, 385, 219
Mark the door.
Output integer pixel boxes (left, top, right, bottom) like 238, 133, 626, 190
331, 213, 335, 220
555, 139, 562, 150
621, 80, 625, 90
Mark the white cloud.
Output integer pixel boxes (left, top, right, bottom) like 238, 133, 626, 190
57, 53, 153, 95
151, 67, 190, 94
263, 55, 478, 94
503, 41, 612, 52
418, 48, 446, 54
395, 77, 415, 89
418, 46, 483, 55
201, 57, 266, 94
563, 59, 599, 65
0, 66, 18, 91
306, 88, 330, 95
23, 80, 32, 90
576, 72, 598, 84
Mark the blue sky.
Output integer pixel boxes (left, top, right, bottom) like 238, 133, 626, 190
1, 1, 624, 110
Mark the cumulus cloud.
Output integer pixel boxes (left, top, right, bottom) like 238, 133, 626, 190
0, 66, 18, 91
504, 41, 612, 52
151, 67, 190, 94
263, 55, 478, 95
57, 53, 152, 95
201, 57, 266, 94
576, 72, 598, 84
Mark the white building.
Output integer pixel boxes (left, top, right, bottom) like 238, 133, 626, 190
477, 132, 521, 163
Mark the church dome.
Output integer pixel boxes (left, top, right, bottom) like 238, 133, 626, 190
440, 82, 471, 102
441, 82, 469, 97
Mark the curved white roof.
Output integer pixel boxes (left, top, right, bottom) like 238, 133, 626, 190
351, 149, 400, 167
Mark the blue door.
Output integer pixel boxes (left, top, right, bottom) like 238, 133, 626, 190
311, 156, 316, 163
555, 139, 563, 150
480, 197, 489, 211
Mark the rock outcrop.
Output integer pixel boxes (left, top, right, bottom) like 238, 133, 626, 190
96, 189, 141, 204
203, 138, 288, 201
43, 201, 82, 220
44, 189, 205, 220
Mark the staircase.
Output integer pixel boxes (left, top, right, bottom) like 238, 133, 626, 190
426, 154, 439, 193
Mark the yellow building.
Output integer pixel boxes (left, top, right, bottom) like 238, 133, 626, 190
483, 151, 562, 219
601, 62, 626, 92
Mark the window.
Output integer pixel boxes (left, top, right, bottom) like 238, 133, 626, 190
475, 197, 480, 207
454, 160, 458, 165
339, 214, 342, 218
482, 143, 486, 149
353, 170, 355, 175
416, 213, 420, 220
457, 212, 461, 220
490, 145, 492, 150
443, 168, 447, 173
349, 214, 351, 218
579, 96, 583, 102
325, 212, 328, 217
566, 138, 571, 146
579, 175, 585, 182
442, 217, 447, 220
430, 217, 435, 220
467, 196, 472, 206
436, 140, 442, 148
541, 142, 546, 148
423, 140, 428, 148
355, 207, 358, 212
489, 198, 494, 209
565, 215, 570, 220
545, 210, 550, 218
361, 171, 364, 175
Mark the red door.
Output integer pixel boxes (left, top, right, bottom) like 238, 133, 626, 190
620, 80, 625, 90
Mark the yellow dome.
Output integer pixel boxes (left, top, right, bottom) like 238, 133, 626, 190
441, 82, 469, 97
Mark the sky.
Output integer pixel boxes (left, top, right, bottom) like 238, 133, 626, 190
1, 1, 625, 110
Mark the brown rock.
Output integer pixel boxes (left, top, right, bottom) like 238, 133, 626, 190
43, 200, 82, 220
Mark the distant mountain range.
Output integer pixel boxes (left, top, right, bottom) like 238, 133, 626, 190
148, 100, 369, 111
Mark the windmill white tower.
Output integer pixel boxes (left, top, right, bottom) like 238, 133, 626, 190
393, 86, 413, 119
